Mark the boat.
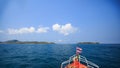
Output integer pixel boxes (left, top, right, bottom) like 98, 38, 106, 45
61, 47, 99, 68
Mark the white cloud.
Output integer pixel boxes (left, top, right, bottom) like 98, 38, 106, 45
36, 27, 49, 33
7, 26, 49, 34
0, 30, 4, 33
58, 40, 63, 42
52, 24, 60, 31
7, 23, 77, 35
52, 23, 77, 35
8, 27, 35, 34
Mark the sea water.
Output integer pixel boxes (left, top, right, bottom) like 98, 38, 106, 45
0, 44, 120, 68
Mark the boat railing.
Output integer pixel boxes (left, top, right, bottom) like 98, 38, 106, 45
61, 60, 69, 68
61, 54, 99, 68
87, 61, 99, 68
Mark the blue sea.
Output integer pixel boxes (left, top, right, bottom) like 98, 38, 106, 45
0, 44, 120, 68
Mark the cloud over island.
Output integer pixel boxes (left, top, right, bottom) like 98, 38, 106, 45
8, 27, 35, 34
52, 23, 77, 35
8, 26, 50, 34
1, 23, 77, 35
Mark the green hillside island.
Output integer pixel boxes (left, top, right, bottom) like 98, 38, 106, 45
0, 40, 55, 44
77, 42, 100, 44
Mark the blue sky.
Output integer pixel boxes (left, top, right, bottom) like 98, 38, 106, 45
0, 0, 120, 43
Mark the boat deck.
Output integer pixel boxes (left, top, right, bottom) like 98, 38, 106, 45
66, 61, 87, 68
61, 54, 99, 68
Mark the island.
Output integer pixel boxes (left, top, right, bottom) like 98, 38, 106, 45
0, 40, 55, 44
77, 42, 100, 44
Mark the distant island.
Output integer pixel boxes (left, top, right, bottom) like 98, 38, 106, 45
0, 40, 100, 44
0, 40, 55, 44
77, 42, 100, 44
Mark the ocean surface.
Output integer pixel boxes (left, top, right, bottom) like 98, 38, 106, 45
0, 44, 120, 68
